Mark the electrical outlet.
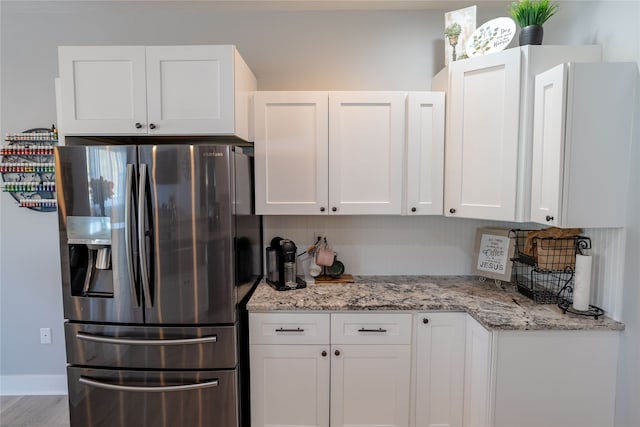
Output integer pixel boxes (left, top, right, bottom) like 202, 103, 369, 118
40, 328, 51, 344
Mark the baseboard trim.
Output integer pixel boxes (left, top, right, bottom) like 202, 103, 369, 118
0, 374, 67, 395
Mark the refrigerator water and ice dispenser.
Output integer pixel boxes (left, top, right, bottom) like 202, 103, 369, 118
66, 216, 113, 297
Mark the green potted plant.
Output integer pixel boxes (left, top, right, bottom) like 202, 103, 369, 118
509, 0, 559, 45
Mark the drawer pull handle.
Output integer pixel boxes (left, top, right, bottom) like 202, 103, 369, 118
275, 327, 304, 333
357, 328, 388, 333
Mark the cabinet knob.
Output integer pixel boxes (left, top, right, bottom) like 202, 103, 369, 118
546, 215, 554, 222
334, 349, 340, 356
332, 207, 337, 212
149, 123, 157, 130
423, 317, 429, 324
321, 350, 327, 357
135, 122, 143, 129
320, 207, 325, 212
411, 207, 417, 212
449, 208, 456, 214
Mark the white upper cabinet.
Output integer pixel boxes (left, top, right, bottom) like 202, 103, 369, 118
445, 48, 521, 221
58, 45, 256, 138
58, 46, 147, 135
406, 92, 445, 215
530, 62, 637, 228
328, 92, 406, 215
434, 45, 601, 222
254, 91, 412, 215
253, 92, 329, 215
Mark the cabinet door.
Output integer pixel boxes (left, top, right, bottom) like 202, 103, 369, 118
463, 315, 493, 427
530, 64, 567, 226
250, 344, 330, 427
145, 45, 235, 135
415, 313, 466, 427
406, 92, 445, 215
331, 344, 411, 427
445, 48, 521, 221
253, 92, 329, 214
328, 92, 406, 215
58, 46, 148, 135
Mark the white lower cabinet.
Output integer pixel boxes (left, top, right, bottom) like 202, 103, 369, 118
250, 344, 330, 427
249, 312, 411, 427
491, 330, 619, 427
463, 316, 620, 427
331, 344, 411, 427
414, 312, 466, 427
250, 311, 620, 427
249, 313, 331, 427
330, 313, 412, 427
462, 315, 493, 427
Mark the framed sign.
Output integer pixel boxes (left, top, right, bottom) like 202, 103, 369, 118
444, 5, 477, 65
472, 227, 515, 282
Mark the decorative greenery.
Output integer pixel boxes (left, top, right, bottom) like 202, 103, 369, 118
445, 22, 462, 61
444, 22, 462, 38
509, 0, 559, 27
469, 25, 500, 56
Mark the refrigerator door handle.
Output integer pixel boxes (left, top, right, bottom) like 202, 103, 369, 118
138, 163, 153, 308
79, 376, 219, 393
76, 332, 218, 345
125, 164, 140, 307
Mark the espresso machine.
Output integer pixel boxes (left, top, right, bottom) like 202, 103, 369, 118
265, 237, 306, 291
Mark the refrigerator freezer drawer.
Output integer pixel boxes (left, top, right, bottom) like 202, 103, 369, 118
65, 323, 237, 369
67, 367, 238, 427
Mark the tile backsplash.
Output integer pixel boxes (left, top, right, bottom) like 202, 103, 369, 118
263, 215, 626, 320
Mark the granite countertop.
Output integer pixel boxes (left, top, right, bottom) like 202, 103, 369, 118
247, 276, 624, 331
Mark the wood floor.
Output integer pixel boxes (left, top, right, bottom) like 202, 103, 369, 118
0, 396, 70, 427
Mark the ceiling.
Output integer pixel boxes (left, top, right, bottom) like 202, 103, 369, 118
11, 0, 514, 11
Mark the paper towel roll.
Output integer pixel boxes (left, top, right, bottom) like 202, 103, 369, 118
573, 254, 592, 311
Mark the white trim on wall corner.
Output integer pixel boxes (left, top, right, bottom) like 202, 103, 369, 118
0, 375, 67, 396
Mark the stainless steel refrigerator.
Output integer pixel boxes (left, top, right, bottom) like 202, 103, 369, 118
55, 143, 261, 427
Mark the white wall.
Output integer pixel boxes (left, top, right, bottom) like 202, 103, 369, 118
0, 5, 638, 425
615, 2, 640, 426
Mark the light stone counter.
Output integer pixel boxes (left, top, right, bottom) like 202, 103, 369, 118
247, 275, 624, 331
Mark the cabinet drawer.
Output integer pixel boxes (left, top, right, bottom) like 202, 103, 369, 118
331, 313, 412, 345
249, 313, 330, 345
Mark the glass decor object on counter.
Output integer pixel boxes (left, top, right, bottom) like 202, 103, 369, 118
1, 126, 58, 212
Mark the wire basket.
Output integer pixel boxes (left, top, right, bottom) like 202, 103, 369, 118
510, 229, 591, 304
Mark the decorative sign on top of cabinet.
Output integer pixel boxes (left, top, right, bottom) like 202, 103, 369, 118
432, 45, 601, 222
530, 62, 637, 228
253, 91, 444, 215
58, 45, 256, 139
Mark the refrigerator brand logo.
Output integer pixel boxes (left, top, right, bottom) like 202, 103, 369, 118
203, 152, 223, 157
